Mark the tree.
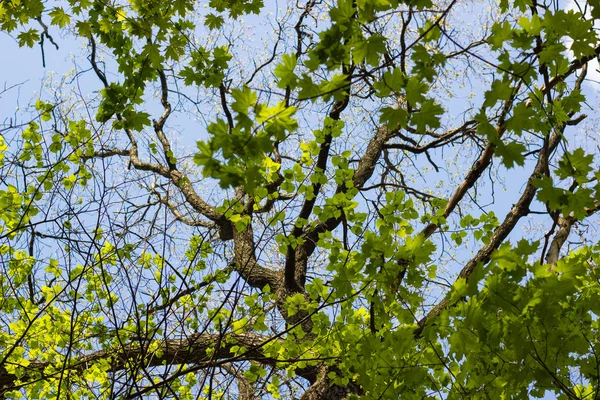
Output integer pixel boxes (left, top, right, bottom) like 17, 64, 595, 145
1, 0, 600, 398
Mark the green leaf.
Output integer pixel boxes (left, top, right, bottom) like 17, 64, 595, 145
556, 148, 594, 183
539, 43, 566, 66
495, 141, 526, 169
231, 86, 257, 115
374, 67, 404, 97
319, 74, 349, 102
17, 29, 40, 47
352, 34, 387, 66
205, 13, 225, 29
505, 102, 536, 133
330, 0, 356, 24
275, 54, 298, 89
518, 14, 542, 35
568, 189, 595, 220
488, 21, 512, 50
49, 7, 71, 28
411, 99, 443, 131
405, 77, 428, 106
483, 79, 513, 108
298, 74, 320, 100
122, 109, 151, 131
379, 107, 408, 131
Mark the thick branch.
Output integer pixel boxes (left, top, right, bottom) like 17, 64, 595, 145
0, 333, 294, 395
221, 364, 255, 400
545, 201, 600, 265
545, 215, 575, 265
300, 365, 362, 400
353, 125, 392, 188
232, 223, 281, 291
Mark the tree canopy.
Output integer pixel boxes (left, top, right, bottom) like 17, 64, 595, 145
1, 0, 600, 398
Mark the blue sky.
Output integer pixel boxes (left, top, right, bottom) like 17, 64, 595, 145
1, 2, 600, 398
